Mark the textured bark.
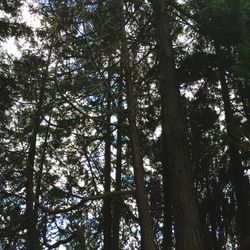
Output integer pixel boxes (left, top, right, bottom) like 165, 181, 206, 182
216, 53, 250, 242
125, 79, 157, 250
151, 1, 205, 249
162, 129, 173, 250
241, 236, 250, 250
117, 1, 157, 249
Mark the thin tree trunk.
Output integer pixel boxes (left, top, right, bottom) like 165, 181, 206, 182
25, 76, 46, 250
151, 1, 205, 249
216, 48, 250, 242
112, 80, 123, 250
25, 41, 53, 250
117, 1, 157, 249
26, 126, 42, 250
125, 72, 157, 250
103, 82, 112, 250
34, 106, 52, 219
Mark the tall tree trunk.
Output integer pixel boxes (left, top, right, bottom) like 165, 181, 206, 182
26, 125, 42, 250
162, 129, 173, 250
112, 80, 123, 250
117, 1, 157, 249
25, 76, 46, 250
103, 82, 112, 250
216, 48, 250, 242
124, 67, 157, 250
151, 1, 205, 249
25, 42, 53, 250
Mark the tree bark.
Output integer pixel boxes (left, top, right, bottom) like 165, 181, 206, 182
25, 41, 53, 250
25, 75, 45, 250
240, 235, 250, 250
216, 47, 250, 242
103, 78, 112, 250
151, 1, 205, 249
26, 125, 42, 250
162, 127, 173, 250
125, 73, 157, 250
117, 1, 157, 249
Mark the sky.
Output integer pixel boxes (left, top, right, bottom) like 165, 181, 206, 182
0, 0, 41, 57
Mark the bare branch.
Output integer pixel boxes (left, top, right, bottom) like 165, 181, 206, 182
40, 190, 136, 214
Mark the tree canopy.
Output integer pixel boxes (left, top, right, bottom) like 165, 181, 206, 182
0, 0, 249, 249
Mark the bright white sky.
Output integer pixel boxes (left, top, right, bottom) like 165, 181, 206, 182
0, 0, 41, 57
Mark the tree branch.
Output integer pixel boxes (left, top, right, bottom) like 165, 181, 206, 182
40, 190, 135, 214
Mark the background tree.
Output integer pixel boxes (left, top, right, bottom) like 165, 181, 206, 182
1, 0, 250, 249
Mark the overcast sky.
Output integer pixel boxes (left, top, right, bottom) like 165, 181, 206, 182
0, 0, 41, 57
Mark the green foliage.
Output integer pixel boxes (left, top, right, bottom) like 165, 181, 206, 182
0, 0, 250, 249
233, 43, 250, 80
0, 58, 15, 120
178, 52, 217, 82
193, 0, 243, 45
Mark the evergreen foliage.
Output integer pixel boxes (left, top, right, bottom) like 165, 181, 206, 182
0, 0, 249, 249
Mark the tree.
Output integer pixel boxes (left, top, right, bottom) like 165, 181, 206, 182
151, 1, 206, 249
117, 1, 157, 248
1, 0, 250, 249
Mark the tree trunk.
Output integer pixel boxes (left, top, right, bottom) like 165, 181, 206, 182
125, 73, 157, 250
162, 129, 173, 250
26, 126, 42, 250
117, 1, 157, 249
25, 76, 46, 250
103, 81, 112, 250
25, 41, 53, 250
216, 49, 250, 242
151, 1, 205, 249
112, 80, 123, 250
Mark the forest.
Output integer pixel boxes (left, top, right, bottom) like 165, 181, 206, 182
0, 0, 250, 249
